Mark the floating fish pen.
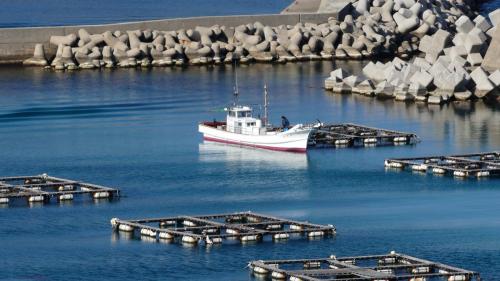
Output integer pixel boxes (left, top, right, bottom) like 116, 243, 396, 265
310, 123, 418, 148
249, 251, 480, 281
0, 174, 119, 205
385, 152, 500, 179
111, 211, 335, 245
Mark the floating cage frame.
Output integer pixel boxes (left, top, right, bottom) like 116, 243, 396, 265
111, 211, 336, 245
385, 152, 499, 178
249, 251, 480, 281
310, 123, 418, 148
0, 174, 120, 205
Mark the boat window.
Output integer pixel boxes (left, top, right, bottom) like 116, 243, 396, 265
229, 111, 236, 117
237, 111, 251, 118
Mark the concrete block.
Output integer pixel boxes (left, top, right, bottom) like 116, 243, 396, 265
488, 70, 500, 87
474, 15, 492, 33
470, 66, 495, 98
363, 61, 386, 81
482, 27, 500, 72
412, 57, 431, 71
464, 34, 485, 54
410, 70, 433, 88
489, 9, 500, 27
375, 80, 395, 98
449, 45, 467, 59
467, 53, 483, 66
455, 15, 475, 33
330, 68, 350, 81
427, 95, 443, 104
453, 90, 473, 101
344, 75, 364, 88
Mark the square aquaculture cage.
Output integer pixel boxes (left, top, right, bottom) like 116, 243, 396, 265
111, 211, 336, 245
385, 152, 500, 179
310, 123, 418, 148
249, 251, 480, 281
0, 174, 119, 206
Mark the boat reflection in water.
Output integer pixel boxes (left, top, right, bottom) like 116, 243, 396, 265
198, 141, 309, 170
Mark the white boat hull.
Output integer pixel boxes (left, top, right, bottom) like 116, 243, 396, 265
198, 123, 312, 152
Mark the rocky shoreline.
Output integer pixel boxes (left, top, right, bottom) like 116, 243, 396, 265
20, 0, 500, 101
323, 0, 499, 102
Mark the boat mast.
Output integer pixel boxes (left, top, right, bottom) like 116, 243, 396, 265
263, 84, 269, 126
233, 67, 239, 106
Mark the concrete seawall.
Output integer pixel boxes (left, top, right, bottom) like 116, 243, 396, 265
0, 13, 336, 64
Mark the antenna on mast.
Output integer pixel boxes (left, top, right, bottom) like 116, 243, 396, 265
233, 65, 239, 106
263, 84, 269, 127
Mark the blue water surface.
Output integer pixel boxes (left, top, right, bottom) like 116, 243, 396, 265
0, 61, 499, 280
0, 0, 290, 28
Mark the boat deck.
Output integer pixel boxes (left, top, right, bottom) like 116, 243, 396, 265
249, 252, 480, 281
385, 152, 500, 178
111, 211, 336, 245
0, 174, 120, 206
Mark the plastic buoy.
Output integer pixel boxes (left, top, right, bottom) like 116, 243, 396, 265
271, 271, 286, 279
59, 194, 73, 201
93, 192, 109, 199
289, 224, 303, 230
118, 224, 134, 232
411, 164, 427, 171
273, 233, 289, 240
159, 232, 174, 240
448, 275, 467, 281
453, 171, 467, 177
477, 171, 490, 177
241, 235, 259, 242
253, 266, 269, 274
432, 168, 446, 174
183, 220, 196, 227
307, 231, 324, 237
181, 235, 198, 244
226, 228, 240, 234
28, 195, 44, 202
0, 198, 9, 204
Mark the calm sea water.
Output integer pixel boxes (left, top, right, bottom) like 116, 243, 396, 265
0, 62, 499, 280
0, 0, 290, 28
1, 0, 498, 28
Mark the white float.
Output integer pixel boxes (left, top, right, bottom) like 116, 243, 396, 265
0, 198, 9, 204
140, 228, 156, 237
181, 235, 198, 244
59, 194, 73, 201
448, 275, 467, 281
477, 171, 490, 177
93, 191, 109, 199
393, 136, 407, 142
409, 278, 427, 281
453, 171, 467, 177
160, 220, 176, 227
307, 231, 324, 237
432, 167, 446, 174
335, 139, 349, 145
28, 195, 44, 202
266, 224, 282, 230
273, 233, 289, 240
290, 276, 303, 281
379, 257, 396, 264
289, 224, 303, 230
205, 237, 222, 244
304, 261, 321, 268
364, 138, 377, 144
241, 235, 259, 242
271, 271, 286, 279
412, 266, 430, 274
159, 232, 174, 240
118, 224, 134, 232
183, 220, 197, 227
226, 228, 240, 234
58, 185, 73, 191
385, 161, 403, 168
377, 269, 394, 274
412, 164, 428, 172
253, 266, 269, 274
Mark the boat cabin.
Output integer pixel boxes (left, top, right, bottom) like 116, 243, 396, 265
226, 106, 265, 135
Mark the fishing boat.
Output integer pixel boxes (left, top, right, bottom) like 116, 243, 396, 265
198, 85, 316, 153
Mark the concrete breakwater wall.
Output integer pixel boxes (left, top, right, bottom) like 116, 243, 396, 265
0, 13, 336, 64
